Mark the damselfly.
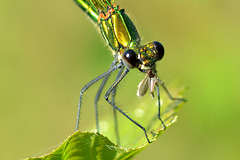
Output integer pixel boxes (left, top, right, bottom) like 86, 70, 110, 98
74, 0, 183, 144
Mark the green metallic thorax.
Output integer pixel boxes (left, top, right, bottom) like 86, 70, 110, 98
99, 7, 141, 52
74, 0, 141, 53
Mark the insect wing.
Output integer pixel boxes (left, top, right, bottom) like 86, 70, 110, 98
137, 74, 149, 97
149, 76, 157, 98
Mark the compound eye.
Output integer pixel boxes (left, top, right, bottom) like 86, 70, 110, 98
153, 41, 164, 60
122, 49, 139, 68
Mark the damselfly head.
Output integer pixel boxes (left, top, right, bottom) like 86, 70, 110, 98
137, 41, 164, 72
121, 41, 164, 98
122, 41, 164, 71
122, 41, 165, 98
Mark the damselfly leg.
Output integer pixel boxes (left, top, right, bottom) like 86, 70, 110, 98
156, 83, 166, 130
75, 62, 122, 131
94, 60, 117, 132
94, 62, 124, 144
104, 67, 151, 143
158, 79, 187, 102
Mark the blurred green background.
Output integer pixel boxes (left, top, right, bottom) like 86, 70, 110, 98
1, 0, 240, 159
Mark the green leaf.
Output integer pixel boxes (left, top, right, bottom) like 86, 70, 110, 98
26, 82, 186, 160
